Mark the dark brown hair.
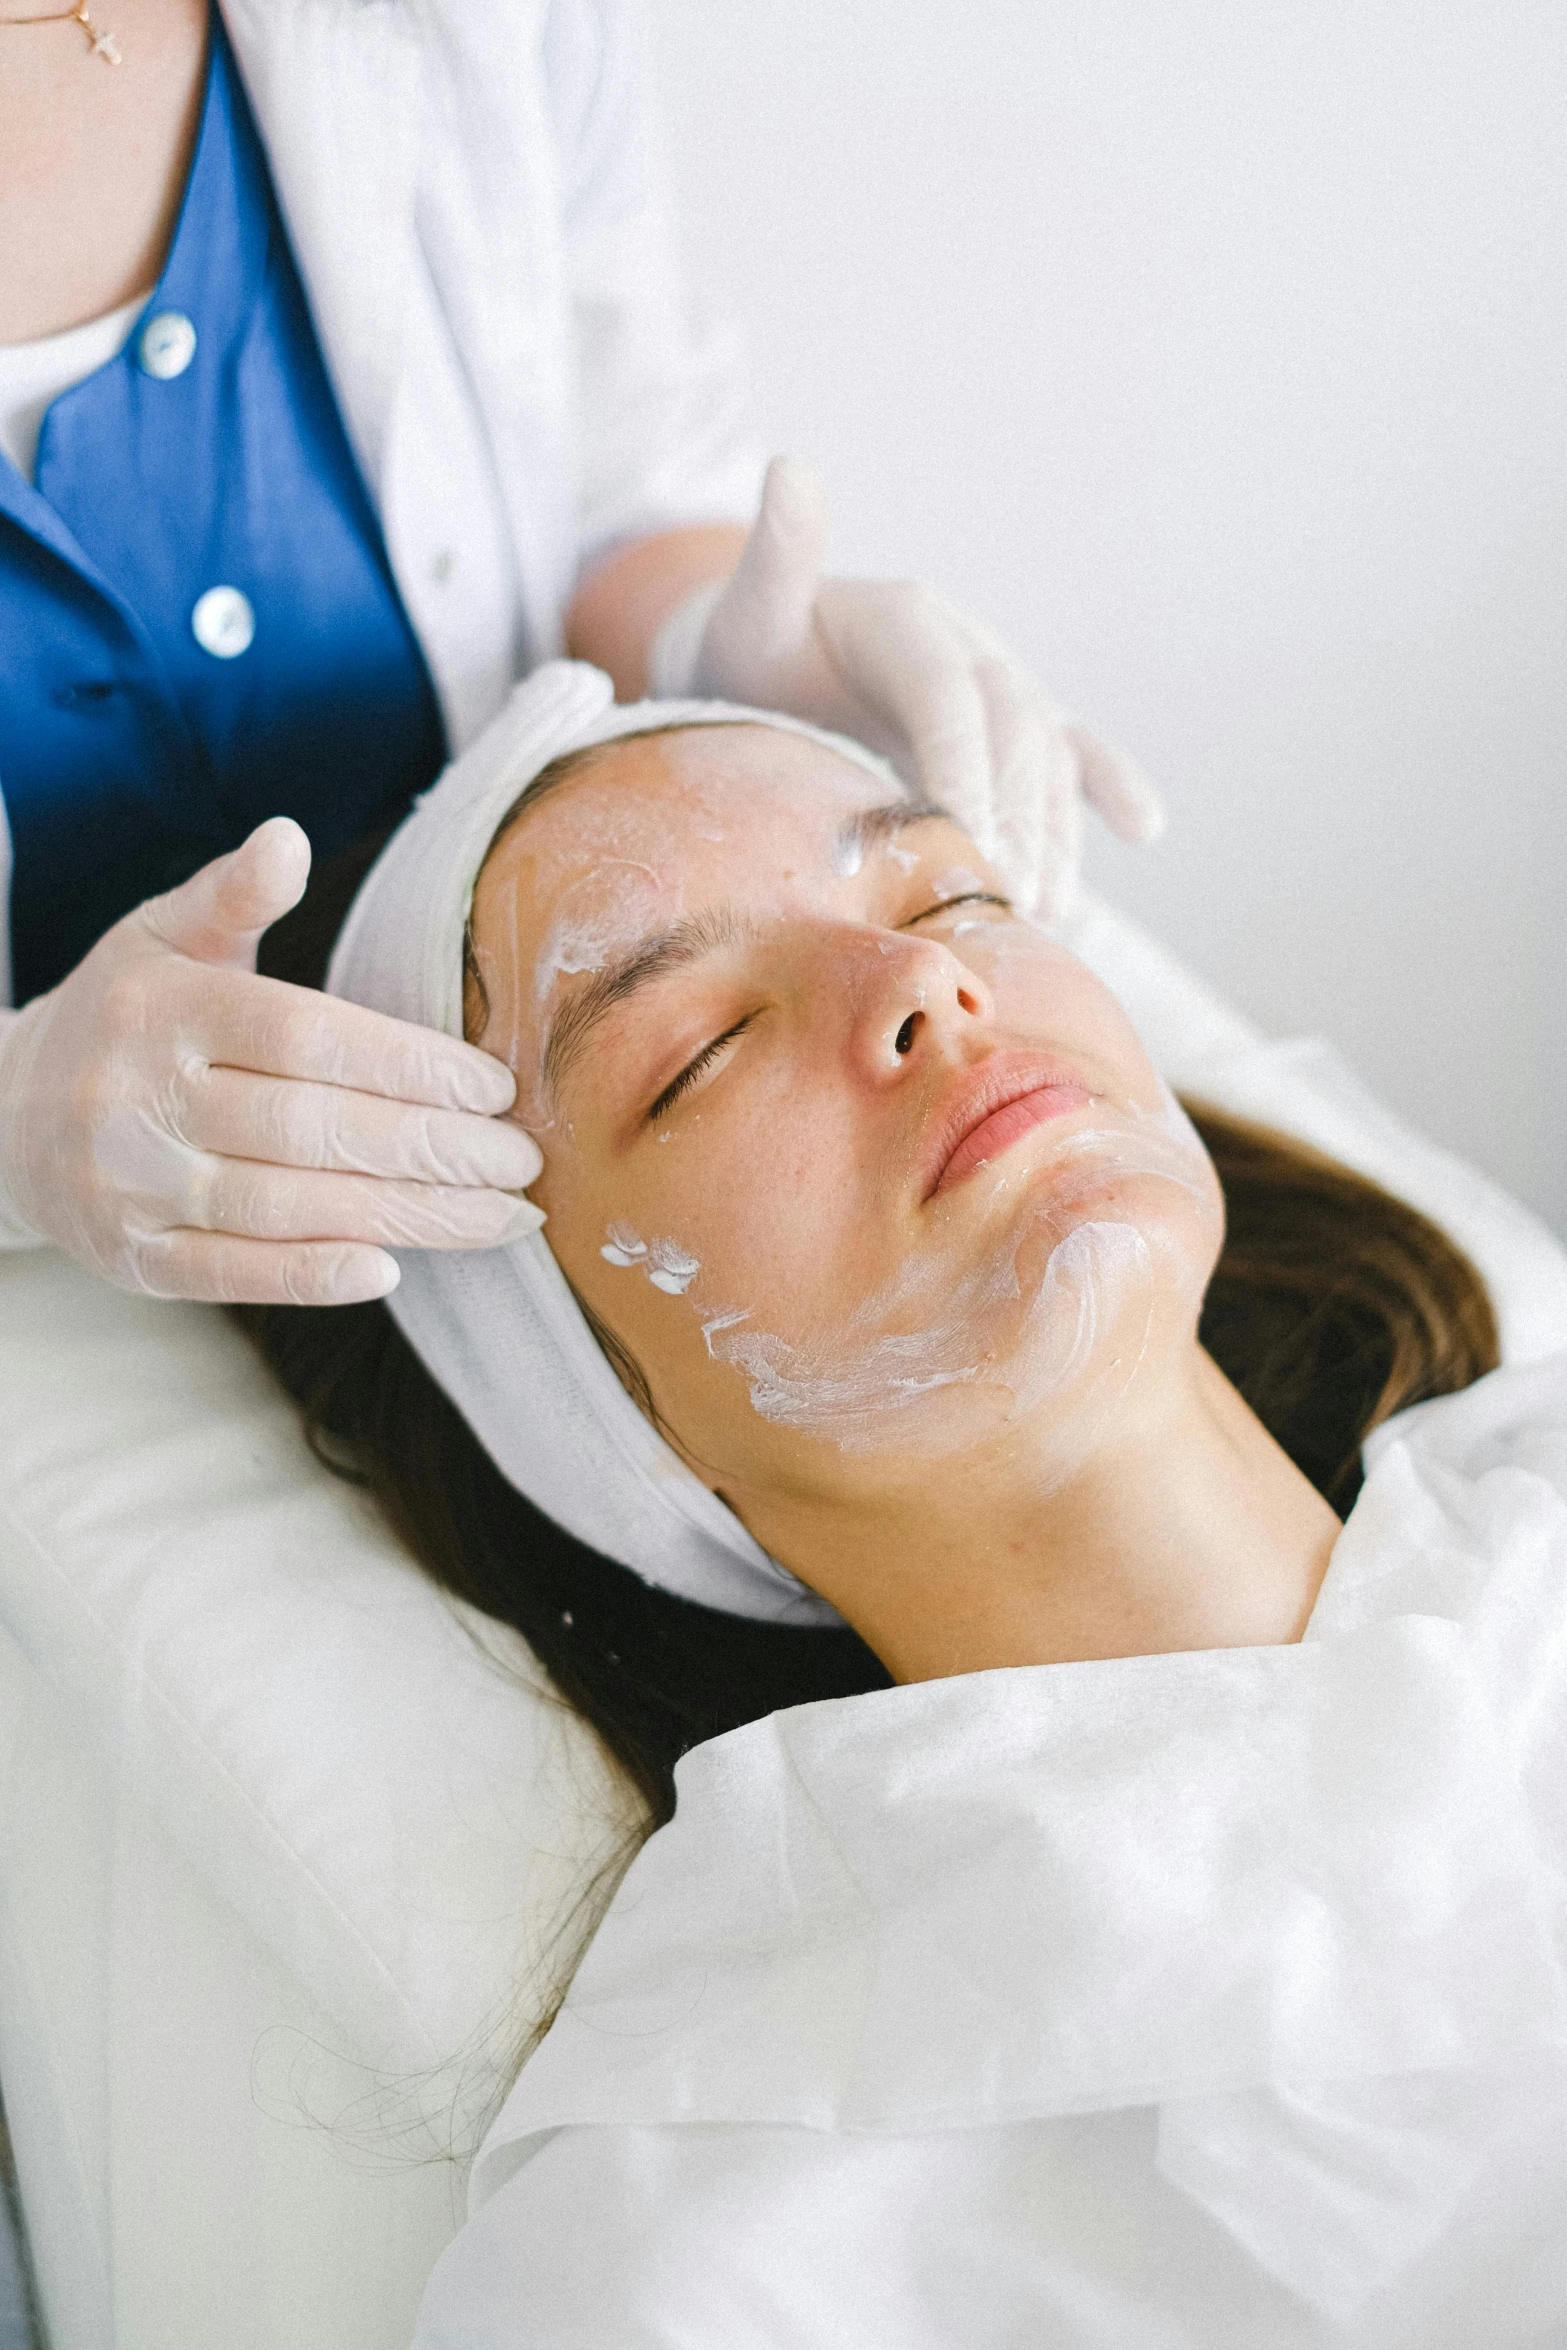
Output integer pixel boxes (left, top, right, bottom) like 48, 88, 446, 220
243, 824, 1499, 1834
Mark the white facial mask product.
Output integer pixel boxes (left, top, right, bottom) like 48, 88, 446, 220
700, 1086, 1211, 1458
601, 1224, 701, 1296
534, 864, 662, 1002
326, 659, 896, 1624
647, 1240, 701, 1296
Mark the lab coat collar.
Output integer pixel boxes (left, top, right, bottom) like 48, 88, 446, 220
216, 0, 422, 511
217, 0, 566, 745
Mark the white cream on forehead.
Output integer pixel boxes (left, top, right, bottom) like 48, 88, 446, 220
523, 753, 866, 987
517, 753, 916, 1115
532, 860, 664, 1003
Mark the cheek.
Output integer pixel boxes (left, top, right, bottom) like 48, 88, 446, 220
558, 1085, 877, 1347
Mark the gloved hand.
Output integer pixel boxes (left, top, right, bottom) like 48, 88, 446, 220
650, 454, 1163, 921
0, 818, 543, 1304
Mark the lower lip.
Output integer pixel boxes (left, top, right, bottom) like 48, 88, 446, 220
936, 1083, 1094, 1193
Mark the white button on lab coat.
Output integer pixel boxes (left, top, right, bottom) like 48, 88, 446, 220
190, 586, 255, 658
138, 311, 198, 381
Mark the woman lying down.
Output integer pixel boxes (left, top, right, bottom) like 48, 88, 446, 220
242, 660, 1567, 2347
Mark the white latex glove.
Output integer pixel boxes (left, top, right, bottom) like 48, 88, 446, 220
0, 818, 543, 1304
650, 454, 1164, 921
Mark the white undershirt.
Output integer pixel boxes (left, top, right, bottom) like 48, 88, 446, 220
0, 292, 150, 485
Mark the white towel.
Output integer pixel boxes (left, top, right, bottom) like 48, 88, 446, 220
326, 659, 896, 1622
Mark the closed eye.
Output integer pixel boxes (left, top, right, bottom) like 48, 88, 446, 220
641, 896, 1006, 1123
902, 891, 1012, 926
646, 1015, 755, 1124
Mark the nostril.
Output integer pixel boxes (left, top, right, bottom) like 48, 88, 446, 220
895, 1014, 919, 1056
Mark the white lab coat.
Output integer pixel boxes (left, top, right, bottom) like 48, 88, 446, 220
218, 0, 760, 756
413, 1354, 1567, 2347
0, 0, 758, 1007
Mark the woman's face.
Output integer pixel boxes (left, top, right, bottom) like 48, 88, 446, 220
469, 725, 1223, 1510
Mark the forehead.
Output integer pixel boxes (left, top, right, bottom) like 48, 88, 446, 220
498, 723, 892, 884
466, 726, 910, 1055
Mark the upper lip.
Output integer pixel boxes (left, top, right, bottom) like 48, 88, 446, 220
918, 1050, 1092, 1199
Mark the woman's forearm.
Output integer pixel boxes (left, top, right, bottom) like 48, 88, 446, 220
564, 523, 744, 701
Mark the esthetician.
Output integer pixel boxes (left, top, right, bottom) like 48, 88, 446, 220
0, 0, 1160, 1309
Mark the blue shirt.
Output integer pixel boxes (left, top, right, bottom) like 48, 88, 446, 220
0, 14, 446, 1005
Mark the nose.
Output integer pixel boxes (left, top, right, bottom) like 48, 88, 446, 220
851, 930, 993, 1081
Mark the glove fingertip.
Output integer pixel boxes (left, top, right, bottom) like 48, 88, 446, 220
1082, 744, 1167, 847
330, 1247, 400, 1303
1107, 765, 1168, 844
1029, 864, 1068, 929
763, 452, 829, 535
500, 1197, 547, 1242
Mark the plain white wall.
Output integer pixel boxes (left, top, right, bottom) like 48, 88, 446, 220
646, 1, 1567, 1234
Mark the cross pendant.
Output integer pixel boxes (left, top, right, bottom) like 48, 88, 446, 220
73, 5, 121, 60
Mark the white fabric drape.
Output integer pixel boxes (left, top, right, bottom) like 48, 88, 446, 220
415, 1355, 1567, 2346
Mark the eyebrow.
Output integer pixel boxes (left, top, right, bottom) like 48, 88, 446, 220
541, 906, 758, 1104
538, 800, 955, 1103
840, 797, 950, 855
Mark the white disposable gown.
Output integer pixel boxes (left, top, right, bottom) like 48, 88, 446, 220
414, 1354, 1567, 2346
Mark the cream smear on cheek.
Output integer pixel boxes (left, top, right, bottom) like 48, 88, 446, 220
704, 1086, 1210, 1456
601, 1222, 701, 1296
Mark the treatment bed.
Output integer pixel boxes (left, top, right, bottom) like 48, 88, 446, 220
2, 892, 1563, 2350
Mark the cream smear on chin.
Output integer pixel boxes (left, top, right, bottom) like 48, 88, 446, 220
696, 1083, 1212, 1458
704, 1215, 1153, 1457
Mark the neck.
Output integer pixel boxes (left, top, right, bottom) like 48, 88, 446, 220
740, 1347, 1341, 1684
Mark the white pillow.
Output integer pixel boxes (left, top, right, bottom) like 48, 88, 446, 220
0, 1253, 631, 2118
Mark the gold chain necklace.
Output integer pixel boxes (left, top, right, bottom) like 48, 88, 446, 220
0, 0, 125, 62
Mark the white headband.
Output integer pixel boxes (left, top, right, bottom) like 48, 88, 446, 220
326, 660, 896, 1625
